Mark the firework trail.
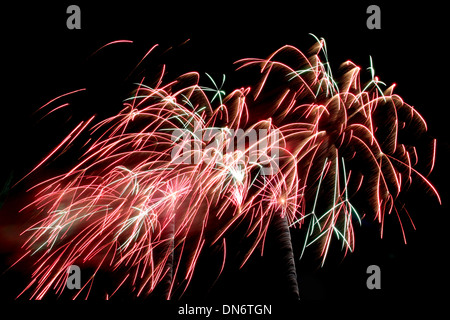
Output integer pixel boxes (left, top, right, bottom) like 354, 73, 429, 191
12, 36, 440, 300
237, 37, 439, 262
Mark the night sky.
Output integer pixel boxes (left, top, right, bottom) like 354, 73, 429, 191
0, 0, 448, 315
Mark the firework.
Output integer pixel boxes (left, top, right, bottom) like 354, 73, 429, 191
13, 36, 439, 300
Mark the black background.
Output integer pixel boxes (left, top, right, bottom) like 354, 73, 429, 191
0, 0, 448, 314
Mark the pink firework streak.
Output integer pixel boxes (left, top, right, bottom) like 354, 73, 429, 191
13, 37, 440, 300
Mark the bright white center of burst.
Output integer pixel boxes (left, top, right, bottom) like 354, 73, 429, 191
137, 207, 149, 219
163, 96, 176, 104
232, 169, 245, 183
